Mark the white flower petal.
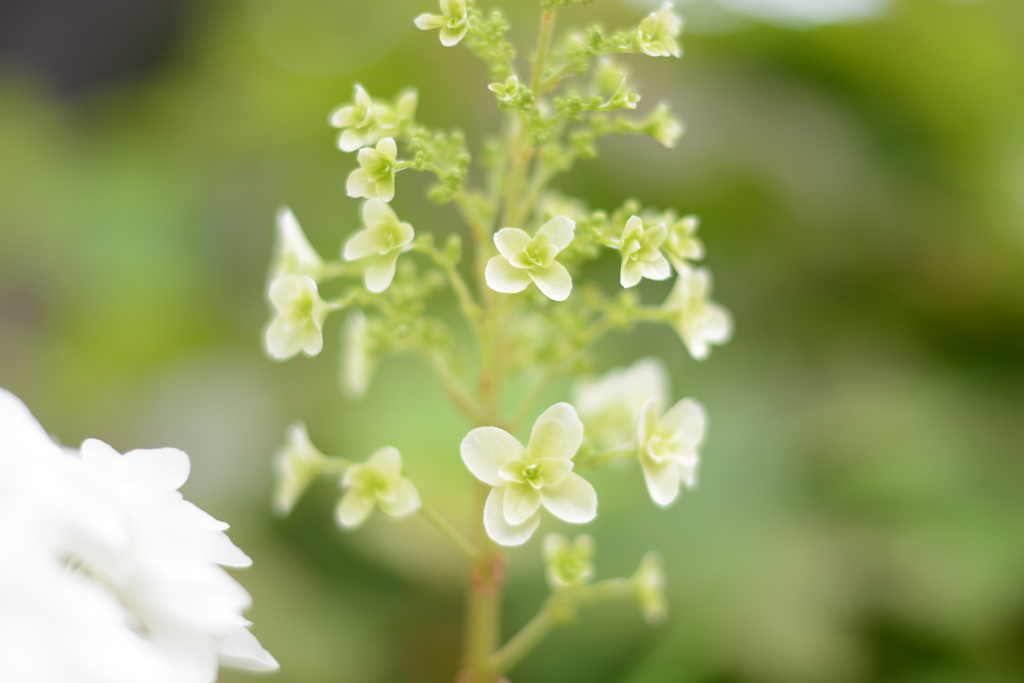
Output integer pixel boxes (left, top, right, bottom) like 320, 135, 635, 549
376, 137, 397, 160
484, 486, 540, 546
621, 259, 643, 288
537, 215, 575, 252
118, 447, 191, 491
336, 489, 376, 528
346, 168, 373, 198
503, 482, 542, 526
216, 626, 279, 672
367, 446, 403, 478
362, 197, 397, 229
493, 228, 532, 260
701, 302, 734, 345
461, 427, 525, 486
532, 403, 584, 460
641, 454, 680, 507
440, 24, 468, 47
539, 472, 597, 523
344, 228, 381, 261
637, 396, 660, 447
378, 477, 421, 517
265, 315, 302, 360
661, 398, 706, 447
364, 251, 400, 293
338, 127, 367, 152
528, 261, 572, 301
414, 13, 447, 29
642, 253, 672, 280
485, 256, 532, 293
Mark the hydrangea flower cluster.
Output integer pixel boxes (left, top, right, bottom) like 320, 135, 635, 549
264, 0, 731, 679
0, 388, 277, 683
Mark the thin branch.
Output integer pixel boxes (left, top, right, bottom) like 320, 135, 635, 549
420, 503, 481, 561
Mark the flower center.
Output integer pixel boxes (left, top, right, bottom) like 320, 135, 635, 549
522, 462, 541, 480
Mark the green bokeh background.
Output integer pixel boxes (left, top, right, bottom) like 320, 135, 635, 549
2, 0, 1024, 681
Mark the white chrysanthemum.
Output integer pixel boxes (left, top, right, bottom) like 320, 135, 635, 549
662, 264, 732, 360
617, 216, 671, 288
0, 388, 278, 683
573, 357, 671, 450
634, 2, 683, 58
414, 0, 469, 47
268, 206, 323, 281
461, 403, 597, 546
343, 199, 415, 293
543, 533, 596, 591
485, 216, 576, 301
636, 396, 705, 506
264, 274, 331, 360
336, 447, 421, 529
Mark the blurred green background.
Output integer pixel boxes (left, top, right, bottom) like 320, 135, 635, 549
2, 0, 1024, 681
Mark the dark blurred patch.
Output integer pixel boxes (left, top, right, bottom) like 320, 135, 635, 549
0, 0, 187, 96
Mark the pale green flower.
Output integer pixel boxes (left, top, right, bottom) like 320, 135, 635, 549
488, 75, 523, 107
543, 533, 595, 590
663, 214, 704, 269
644, 103, 684, 148
617, 215, 671, 288
636, 396, 704, 506
663, 264, 732, 360
572, 357, 670, 451
264, 275, 331, 360
268, 206, 323, 281
414, 0, 469, 47
631, 551, 668, 624
340, 309, 376, 398
485, 216, 575, 301
273, 422, 326, 516
343, 199, 415, 293
329, 86, 418, 153
606, 78, 641, 111
347, 137, 398, 202
461, 403, 597, 546
336, 447, 421, 528
634, 2, 683, 58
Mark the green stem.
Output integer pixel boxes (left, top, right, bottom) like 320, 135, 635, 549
416, 240, 483, 331
428, 351, 488, 426
531, 10, 556, 94
420, 503, 481, 561
487, 609, 558, 674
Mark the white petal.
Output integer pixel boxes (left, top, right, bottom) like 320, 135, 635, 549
461, 427, 525, 486
701, 302, 734, 345
378, 477, 421, 517
216, 626, 279, 672
660, 398, 706, 447
636, 397, 660, 447
532, 403, 584, 460
641, 454, 680, 507
346, 168, 373, 198
537, 215, 575, 252
367, 446, 403, 478
344, 227, 381, 262
503, 482, 542, 525
485, 256, 532, 293
364, 251, 400, 293
336, 489, 375, 528
118, 447, 191, 490
0, 388, 60, 459
528, 261, 572, 301
265, 314, 302, 360
300, 319, 325, 356
338, 128, 367, 152
641, 253, 672, 280
440, 25, 468, 47
621, 259, 643, 288
376, 137, 397, 161
493, 228, 532, 259
362, 197, 397, 229
540, 472, 597, 523
484, 486, 540, 546
414, 13, 447, 29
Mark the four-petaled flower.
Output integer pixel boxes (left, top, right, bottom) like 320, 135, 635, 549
485, 216, 575, 301
543, 533, 596, 590
347, 137, 399, 202
631, 551, 668, 624
644, 102, 684, 148
634, 2, 682, 58
461, 403, 597, 546
489, 75, 524, 108
343, 198, 415, 293
329, 84, 379, 152
414, 0, 469, 47
337, 447, 421, 528
269, 206, 323, 281
573, 357, 670, 451
617, 215, 671, 288
273, 422, 326, 516
662, 264, 732, 360
636, 396, 705, 506
265, 275, 331, 360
